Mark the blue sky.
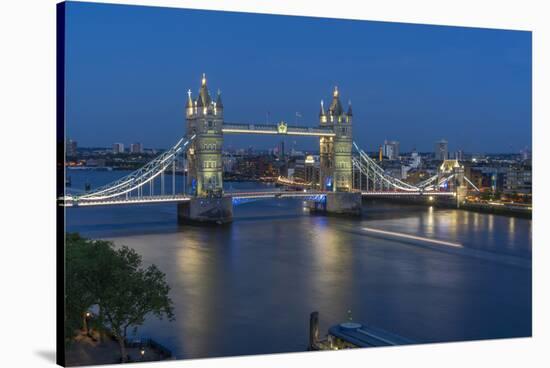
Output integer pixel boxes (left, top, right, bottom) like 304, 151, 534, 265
65, 2, 532, 153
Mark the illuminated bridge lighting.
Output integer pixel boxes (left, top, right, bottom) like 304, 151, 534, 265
63, 195, 192, 207
361, 227, 463, 248
231, 191, 326, 206
360, 191, 455, 197
232, 197, 262, 206
59, 132, 476, 209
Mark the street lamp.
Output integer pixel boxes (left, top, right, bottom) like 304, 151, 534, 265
84, 311, 92, 336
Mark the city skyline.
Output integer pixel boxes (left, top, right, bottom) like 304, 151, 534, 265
66, 2, 531, 153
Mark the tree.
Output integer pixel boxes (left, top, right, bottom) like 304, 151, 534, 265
64, 234, 174, 362
98, 246, 174, 362
65, 233, 100, 342
65, 234, 121, 342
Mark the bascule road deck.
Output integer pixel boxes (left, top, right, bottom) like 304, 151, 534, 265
61, 190, 456, 207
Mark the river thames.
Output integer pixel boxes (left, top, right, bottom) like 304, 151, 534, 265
66, 170, 532, 360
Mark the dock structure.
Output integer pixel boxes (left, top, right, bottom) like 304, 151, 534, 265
309, 311, 413, 350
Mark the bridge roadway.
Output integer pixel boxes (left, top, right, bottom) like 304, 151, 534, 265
61, 190, 455, 207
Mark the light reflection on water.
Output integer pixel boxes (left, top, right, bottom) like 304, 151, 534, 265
65, 171, 532, 360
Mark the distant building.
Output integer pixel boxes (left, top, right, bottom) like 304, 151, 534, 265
504, 165, 532, 194
290, 148, 304, 157
66, 139, 77, 157
130, 142, 143, 154
113, 143, 125, 154
295, 155, 320, 184
435, 139, 448, 161
454, 149, 464, 161
409, 151, 421, 168
279, 141, 285, 160
464, 166, 484, 190
520, 147, 531, 161
491, 172, 506, 193
85, 158, 106, 167
383, 140, 400, 160
222, 155, 237, 173
385, 166, 402, 179
287, 167, 295, 180
405, 168, 435, 185
401, 165, 411, 180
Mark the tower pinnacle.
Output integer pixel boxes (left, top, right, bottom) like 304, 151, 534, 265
329, 86, 343, 116
186, 89, 193, 109
197, 73, 212, 108
216, 88, 223, 109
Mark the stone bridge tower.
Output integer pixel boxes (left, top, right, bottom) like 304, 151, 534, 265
319, 87, 353, 192
179, 74, 232, 225
186, 74, 224, 197
438, 159, 467, 208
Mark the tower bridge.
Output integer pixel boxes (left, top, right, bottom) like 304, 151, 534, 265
61, 74, 477, 223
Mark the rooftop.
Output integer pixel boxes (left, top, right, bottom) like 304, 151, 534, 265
328, 322, 413, 347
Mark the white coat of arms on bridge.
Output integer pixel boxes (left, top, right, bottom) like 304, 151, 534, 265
277, 121, 288, 134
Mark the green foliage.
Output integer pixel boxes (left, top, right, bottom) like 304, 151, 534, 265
99, 246, 175, 342
65, 233, 93, 342
64, 233, 174, 359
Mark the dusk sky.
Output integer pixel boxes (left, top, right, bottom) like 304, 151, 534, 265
65, 2, 532, 153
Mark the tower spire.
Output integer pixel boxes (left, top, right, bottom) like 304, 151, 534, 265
347, 100, 352, 116
319, 99, 325, 117
197, 73, 212, 108
328, 85, 343, 116
186, 89, 193, 108
216, 88, 223, 109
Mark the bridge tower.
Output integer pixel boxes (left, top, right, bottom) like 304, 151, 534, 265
179, 74, 232, 224
319, 87, 353, 192
312, 87, 361, 216
185, 74, 224, 197
438, 159, 467, 208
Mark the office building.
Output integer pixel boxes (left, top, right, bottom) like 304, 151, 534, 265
504, 165, 532, 194
435, 139, 448, 161
383, 140, 400, 160
66, 139, 77, 157
130, 142, 143, 154
113, 143, 125, 154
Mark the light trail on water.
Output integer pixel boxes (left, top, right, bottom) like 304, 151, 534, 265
362, 227, 463, 248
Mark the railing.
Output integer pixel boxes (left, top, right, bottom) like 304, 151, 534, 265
124, 337, 172, 360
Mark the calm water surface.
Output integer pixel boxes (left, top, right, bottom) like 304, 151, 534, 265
66, 170, 532, 359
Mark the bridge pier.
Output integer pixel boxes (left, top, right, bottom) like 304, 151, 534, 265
177, 196, 233, 225
307, 192, 362, 217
